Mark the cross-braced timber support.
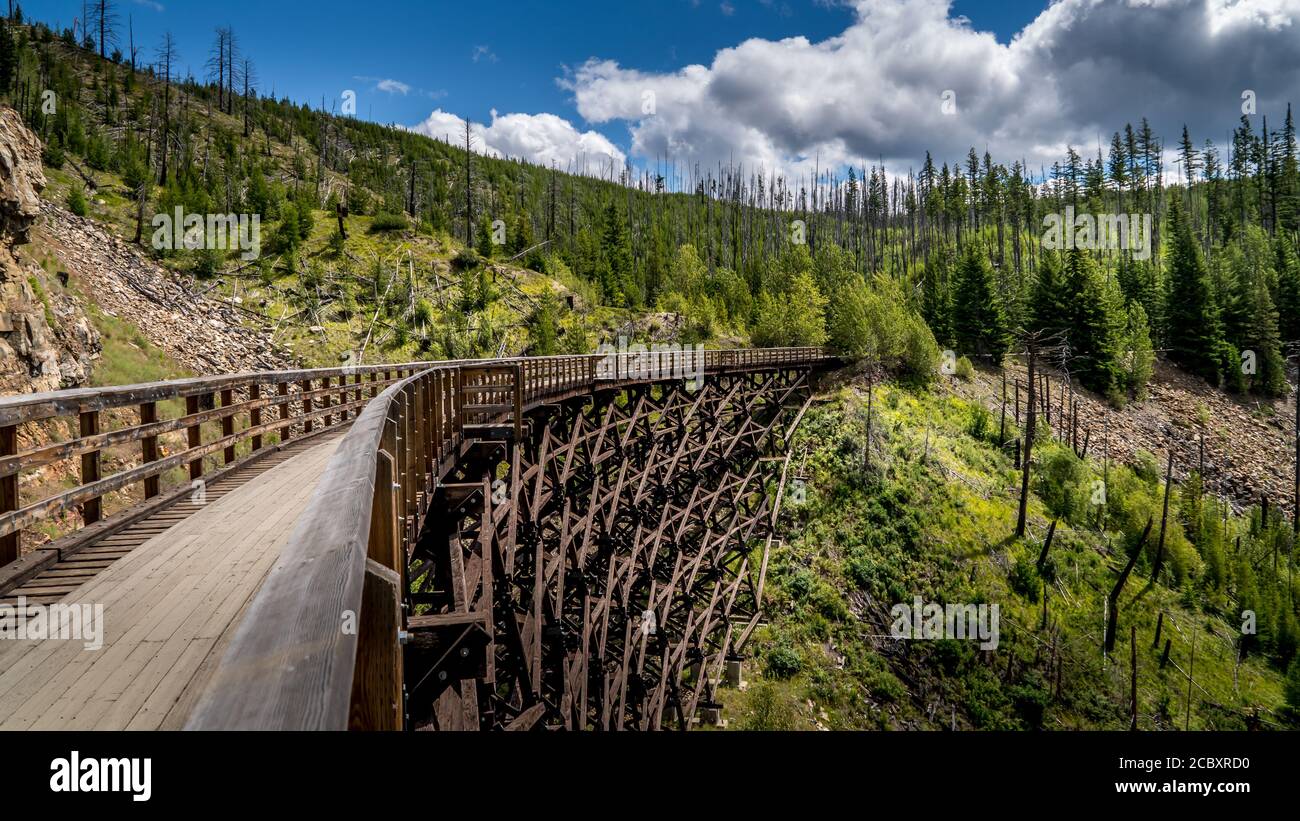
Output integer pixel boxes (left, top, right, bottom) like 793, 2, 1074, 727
407, 367, 816, 730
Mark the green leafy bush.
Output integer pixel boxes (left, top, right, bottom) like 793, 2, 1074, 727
42, 144, 65, 169
765, 645, 803, 680
66, 186, 88, 217
369, 211, 409, 233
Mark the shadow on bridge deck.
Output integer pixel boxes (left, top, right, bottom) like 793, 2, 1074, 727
0, 431, 343, 730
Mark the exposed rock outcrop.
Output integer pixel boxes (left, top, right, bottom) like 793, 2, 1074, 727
0, 107, 100, 394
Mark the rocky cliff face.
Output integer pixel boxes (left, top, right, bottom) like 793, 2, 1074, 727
0, 107, 99, 394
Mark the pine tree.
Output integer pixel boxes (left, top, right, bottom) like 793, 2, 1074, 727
1165, 201, 1223, 383
1029, 250, 1069, 338
1280, 104, 1299, 234
475, 214, 495, 259
1062, 248, 1123, 396
600, 201, 634, 307
921, 244, 953, 347
528, 291, 559, 355
1122, 302, 1155, 401
0, 17, 14, 93
951, 245, 1008, 360
1276, 233, 1300, 343
1243, 273, 1287, 397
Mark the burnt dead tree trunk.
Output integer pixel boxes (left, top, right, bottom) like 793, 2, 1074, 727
1150, 448, 1175, 583
1016, 345, 1037, 538
1036, 519, 1057, 575
1105, 517, 1153, 655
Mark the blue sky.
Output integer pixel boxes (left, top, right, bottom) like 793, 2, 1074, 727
25, 0, 1044, 148
20, 1, 1300, 178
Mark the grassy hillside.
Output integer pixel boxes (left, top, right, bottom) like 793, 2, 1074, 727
725, 371, 1298, 730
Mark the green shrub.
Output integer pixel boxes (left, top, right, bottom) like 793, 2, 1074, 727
741, 682, 797, 730
452, 247, 480, 271
765, 645, 803, 679
1009, 553, 1041, 602
955, 355, 975, 381
42, 144, 65, 169
968, 403, 993, 442
369, 211, 409, 232
66, 186, 88, 217
1035, 447, 1088, 523
194, 247, 222, 279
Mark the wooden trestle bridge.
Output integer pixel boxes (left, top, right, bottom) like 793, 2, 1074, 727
0, 347, 834, 730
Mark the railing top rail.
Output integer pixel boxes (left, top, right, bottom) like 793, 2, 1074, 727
0, 361, 439, 426
0, 349, 836, 427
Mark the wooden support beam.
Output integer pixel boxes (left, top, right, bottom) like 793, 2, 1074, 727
249, 384, 263, 452
0, 424, 16, 564
79, 410, 101, 525
221, 389, 236, 464
278, 382, 291, 442
186, 394, 203, 480
301, 379, 314, 434
140, 402, 159, 499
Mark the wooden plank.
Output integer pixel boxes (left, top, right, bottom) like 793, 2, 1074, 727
0, 433, 344, 730
347, 560, 403, 730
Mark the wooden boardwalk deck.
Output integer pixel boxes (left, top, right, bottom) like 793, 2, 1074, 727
0, 432, 343, 730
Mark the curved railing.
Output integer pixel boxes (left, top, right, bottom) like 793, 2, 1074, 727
187, 366, 450, 730
0, 347, 833, 729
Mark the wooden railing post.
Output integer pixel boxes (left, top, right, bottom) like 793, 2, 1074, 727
419, 374, 433, 484
347, 559, 403, 731
250, 384, 263, 452
430, 371, 444, 467
186, 395, 204, 481
278, 382, 291, 442
302, 379, 314, 434
79, 410, 102, 525
0, 424, 17, 565
370, 449, 401, 572
513, 363, 524, 443
403, 390, 416, 523
140, 402, 160, 499
322, 377, 334, 428
221, 389, 236, 465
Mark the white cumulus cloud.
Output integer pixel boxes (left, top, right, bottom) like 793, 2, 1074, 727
560, 0, 1300, 177
408, 109, 626, 174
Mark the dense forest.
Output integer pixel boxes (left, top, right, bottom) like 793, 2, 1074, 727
3, 3, 1300, 725
4, 5, 1297, 393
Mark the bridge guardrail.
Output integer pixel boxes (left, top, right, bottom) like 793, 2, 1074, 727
187, 364, 460, 729
185, 346, 832, 729
0, 360, 440, 587
0, 347, 834, 728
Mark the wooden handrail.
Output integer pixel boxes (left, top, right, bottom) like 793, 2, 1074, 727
0, 349, 835, 570
181, 347, 834, 729
186, 368, 441, 730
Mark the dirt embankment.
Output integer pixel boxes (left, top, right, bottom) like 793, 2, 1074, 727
33, 201, 294, 377
952, 358, 1297, 516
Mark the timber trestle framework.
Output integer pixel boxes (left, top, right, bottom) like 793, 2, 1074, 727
4, 348, 837, 731
411, 360, 821, 730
